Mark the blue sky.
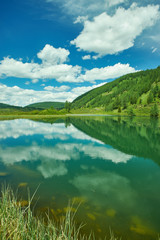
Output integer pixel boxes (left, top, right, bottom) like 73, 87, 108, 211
0, 0, 160, 106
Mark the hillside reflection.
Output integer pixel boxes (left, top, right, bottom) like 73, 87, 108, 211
70, 116, 160, 165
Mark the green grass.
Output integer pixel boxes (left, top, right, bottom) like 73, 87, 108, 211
0, 186, 120, 240
0, 186, 82, 240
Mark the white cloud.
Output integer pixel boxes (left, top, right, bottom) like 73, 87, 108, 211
82, 55, 91, 60
0, 57, 82, 83
78, 63, 136, 83
0, 43, 136, 84
25, 81, 30, 85
108, 0, 125, 7
0, 83, 73, 106
37, 44, 70, 65
46, 0, 126, 18
74, 16, 88, 24
0, 82, 107, 106
0, 44, 82, 83
92, 55, 99, 60
71, 4, 160, 56
32, 79, 39, 84
44, 85, 70, 91
71, 82, 106, 96
0, 56, 135, 83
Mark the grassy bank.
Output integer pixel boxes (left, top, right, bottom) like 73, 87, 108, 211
0, 101, 160, 119
0, 187, 119, 240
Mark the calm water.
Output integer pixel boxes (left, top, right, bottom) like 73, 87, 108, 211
0, 116, 160, 239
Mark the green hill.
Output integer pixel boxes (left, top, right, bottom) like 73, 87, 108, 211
0, 101, 65, 115
25, 101, 65, 110
0, 103, 22, 110
72, 66, 160, 115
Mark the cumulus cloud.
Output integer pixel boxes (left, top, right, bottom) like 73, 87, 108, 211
74, 16, 88, 24
0, 56, 81, 83
0, 83, 73, 106
71, 82, 106, 95
71, 4, 160, 57
37, 44, 70, 65
82, 55, 91, 60
78, 63, 136, 82
0, 82, 109, 106
0, 43, 136, 84
0, 44, 82, 83
32, 79, 39, 84
25, 81, 30, 85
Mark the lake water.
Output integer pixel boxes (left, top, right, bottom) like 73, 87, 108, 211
0, 116, 160, 239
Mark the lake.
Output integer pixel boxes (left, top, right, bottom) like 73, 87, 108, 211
0, 116, 160, 239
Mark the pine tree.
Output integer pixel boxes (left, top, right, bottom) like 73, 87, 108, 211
127, 107, 135, 116
147, 92, 153, 104
118, 105, 121, 113
65, 101, 71, 113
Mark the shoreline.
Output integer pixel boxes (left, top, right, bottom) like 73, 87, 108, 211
0, 113, 157, 121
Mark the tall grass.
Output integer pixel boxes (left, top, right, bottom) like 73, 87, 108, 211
0, 186, 86, 240
0, 186, 122, 240
0, 187, 159, 240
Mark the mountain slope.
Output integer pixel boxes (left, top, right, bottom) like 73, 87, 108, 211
25, 102, 65, 110
72, 66, 160, 113
0, 103, 22, 110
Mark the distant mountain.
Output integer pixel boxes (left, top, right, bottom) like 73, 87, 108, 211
72, 66, 160, 114
0, 101, 65, 113
0, 103, 22, 110
25, 101, 65, 110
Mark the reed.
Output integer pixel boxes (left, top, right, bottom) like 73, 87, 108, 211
0, 186, 119, 240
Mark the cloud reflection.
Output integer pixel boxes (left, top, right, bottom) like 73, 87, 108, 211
71, 170, 137, 209
0, 120, 133, 178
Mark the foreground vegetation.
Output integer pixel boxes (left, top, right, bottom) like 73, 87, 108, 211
0, 186, 83, 240
0, 187, 119, 240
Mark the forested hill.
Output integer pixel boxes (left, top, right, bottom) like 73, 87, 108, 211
0, 103, 22, 110
72, 66, 160, 114
0, 101, 65, 115
25, 101, 65, 110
